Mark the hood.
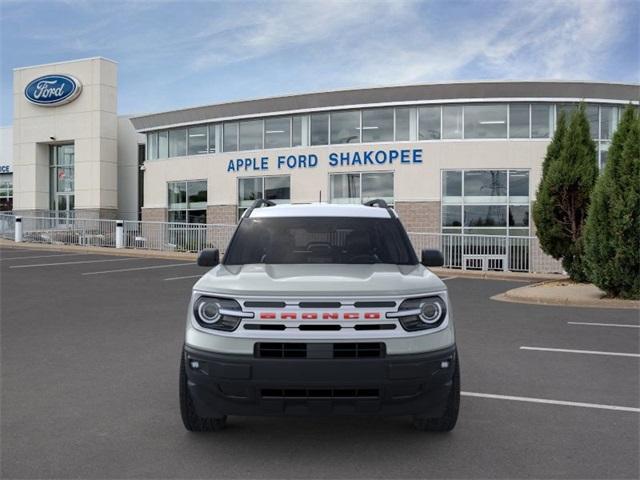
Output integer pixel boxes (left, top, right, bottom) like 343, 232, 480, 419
193, 263, 446, 297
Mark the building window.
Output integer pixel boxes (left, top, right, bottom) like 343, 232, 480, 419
238, 176, 290, 218
168, 180, 207, 223
395, 107, 411, 141
330, 172, 394, 205
310, 113, 329, 145
158, 131, 168, 159
509, 104, 529, 139
239, 119, 263, 150
292, 116, 303, 147
223, 122, 239, 152
464, 104, 507, 139
442, 105, 463, 139
362, 108, 394, 143
187, 126, 208, 155
147, 132, 158, 160
419, 106, 441, 140
169, 128, 187, 157
208, 124, 217, 153
330, 110, 360, 144
600, 106, 619, 140
265, 117, 291, 149
531, 104, 552, 138
0, 173, 12, 211
442, 169, 529, 236
50, 144, 75, 218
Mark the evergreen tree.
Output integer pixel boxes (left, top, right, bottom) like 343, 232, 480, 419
533, 104, 598, 281
584, 106, 640, 299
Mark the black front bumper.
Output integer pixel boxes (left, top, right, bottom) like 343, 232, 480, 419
183, 344, 457, 417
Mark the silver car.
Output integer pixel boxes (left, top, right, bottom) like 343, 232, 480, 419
180, 199, 459, 432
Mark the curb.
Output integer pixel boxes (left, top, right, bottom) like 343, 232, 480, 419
492, 283, 640, 310
430, 267, 565, 282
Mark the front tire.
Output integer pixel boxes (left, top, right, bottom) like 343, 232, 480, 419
413, 355, 460, 432
179, 352, 227, 432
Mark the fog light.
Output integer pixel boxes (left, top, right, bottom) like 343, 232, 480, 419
189, 360, 200, 369
440, 360, 450, 369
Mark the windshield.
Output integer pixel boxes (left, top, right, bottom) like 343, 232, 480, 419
224, 217, 418, 265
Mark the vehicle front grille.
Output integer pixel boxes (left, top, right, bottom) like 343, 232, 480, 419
261, 388, 379, 399
255, 342, 385, 359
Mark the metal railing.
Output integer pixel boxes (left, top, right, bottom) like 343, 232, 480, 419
20, 216, 118, 248
122, 220, 235, 253
1, 212, 564, 273
407, 232, 563, 274
0, 213, 15, 240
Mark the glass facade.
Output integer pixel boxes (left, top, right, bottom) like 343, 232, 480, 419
442, 169, 529, 236
168, 180, 207, 223
0, 173, 12, 211
362, 108, 394, 143
49, 144, 75, 218
330, 172, 394, 205
238, 175, 290, 218
143, 103, 624, 167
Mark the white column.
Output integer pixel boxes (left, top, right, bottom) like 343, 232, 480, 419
116, 220, 124, 248
14, 216, 23, 243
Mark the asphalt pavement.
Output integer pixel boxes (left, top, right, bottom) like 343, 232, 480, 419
1, 245, 638, 479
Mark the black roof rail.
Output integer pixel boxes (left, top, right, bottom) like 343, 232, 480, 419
363, 198, 396, 218
243, 198, 276, 218
364, 199, 388, 208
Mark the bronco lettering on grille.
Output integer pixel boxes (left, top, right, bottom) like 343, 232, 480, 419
258, 312, 382, 320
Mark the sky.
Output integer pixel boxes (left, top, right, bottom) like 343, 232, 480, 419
1, 0, 638, 126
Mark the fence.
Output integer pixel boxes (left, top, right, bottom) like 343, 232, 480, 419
0, 213, 563, 274
122, 220, 235, 253
407, 232, 563, 274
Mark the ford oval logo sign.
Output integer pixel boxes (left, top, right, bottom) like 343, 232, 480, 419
24, 74, 82, 106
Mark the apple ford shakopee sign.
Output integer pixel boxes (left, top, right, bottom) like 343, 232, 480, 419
24, 74, 82, 106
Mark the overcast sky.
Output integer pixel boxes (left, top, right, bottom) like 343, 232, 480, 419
1, 0, 638, 125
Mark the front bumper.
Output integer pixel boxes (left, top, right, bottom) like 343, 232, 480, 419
183, 344, 457, 417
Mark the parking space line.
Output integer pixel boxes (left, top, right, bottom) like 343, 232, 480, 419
10, 258, 135, 269
568, 321, 640, 329
1, 253, 87, 261
440, 276, 458, 281
164, 274, 203, 281
462, 391, 640, 413
83, 263, 194, 275
520, 346, 640, 358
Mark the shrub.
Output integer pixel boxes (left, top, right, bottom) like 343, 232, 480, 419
584, 106, 640, 299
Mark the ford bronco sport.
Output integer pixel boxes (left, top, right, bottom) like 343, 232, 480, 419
180, 199, 459, 432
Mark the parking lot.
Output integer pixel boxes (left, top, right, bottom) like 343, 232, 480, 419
1, 244, 638, 479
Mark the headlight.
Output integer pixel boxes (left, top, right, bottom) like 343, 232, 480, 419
391, 296, 447, 331
193, 296, 246, 331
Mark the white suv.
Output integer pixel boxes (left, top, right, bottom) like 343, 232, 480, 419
180, 200, 459, 432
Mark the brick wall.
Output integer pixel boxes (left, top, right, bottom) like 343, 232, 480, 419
207, 205, 237, 225
395, 201, 441, 233
141, 208, 167, 223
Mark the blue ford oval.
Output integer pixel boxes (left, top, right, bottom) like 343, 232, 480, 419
24, 74, 82, 106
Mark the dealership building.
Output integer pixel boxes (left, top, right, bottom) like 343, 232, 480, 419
5, 57, 639, 238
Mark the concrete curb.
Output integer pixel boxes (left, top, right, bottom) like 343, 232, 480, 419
430, 267, 565, 282
492, 281, 640, 310
0, 238, 197, 261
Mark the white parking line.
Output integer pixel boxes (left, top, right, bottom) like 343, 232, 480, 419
83, 263, 194, 275
520, 346, 640, 358
440, 276, 458, 281
462, 391, 640, 413
164, 274, 203, 281
568, 321, 640, 329
1, 253, 87, 261
10, 258, 135, 269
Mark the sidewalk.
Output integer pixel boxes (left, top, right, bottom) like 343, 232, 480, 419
493, 280, 640, 309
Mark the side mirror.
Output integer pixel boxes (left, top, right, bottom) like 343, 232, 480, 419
197, 248, 220, 267
421, 249, 444, 267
